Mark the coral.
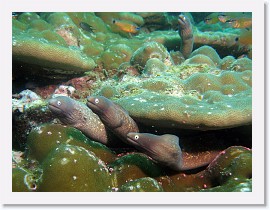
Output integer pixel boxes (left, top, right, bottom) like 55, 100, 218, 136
142, 58, 168, 77
38, 144, 113, 191
229, 57, 252, 72
26, 124, 116, 164
119, 177, 164, 192
170, 51, 185, 65
12, 89, 43, 113
114, 70, 251, 130
98, 44, 133, 69
130, 41, 173, 69
156, 146, 252, 192
12, 37, 96, 79
12, 103, 54, 150
12, 167, 36, 192
96, 85, 119, 99
52, 85, 76, 98
109, 153, 165, 187
17, 12, 40, 24
220, 56, 236, 70
189, 45, 221, 67
184, 54, 216, 67
141, 78, 171, 92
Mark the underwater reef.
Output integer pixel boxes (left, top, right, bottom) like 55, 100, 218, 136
12, 12, 252, 192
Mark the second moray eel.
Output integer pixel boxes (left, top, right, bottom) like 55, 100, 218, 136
86, 96, 139, 144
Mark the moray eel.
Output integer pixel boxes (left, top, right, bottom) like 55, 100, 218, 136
126, 133, 183, 171
86, 96, 139, 144
126, 132, 220, 171
178, 14, 194, 59
48, 96, 113, 145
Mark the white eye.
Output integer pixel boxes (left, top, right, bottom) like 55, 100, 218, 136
57, 101, 61, 106
134, 135, 139, 140
95, 98, 99, 104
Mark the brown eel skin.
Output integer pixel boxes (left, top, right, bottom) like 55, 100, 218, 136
178, 14, 194, 59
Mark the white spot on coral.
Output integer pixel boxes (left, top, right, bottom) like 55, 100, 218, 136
153, 104, 158, 106
47, 131, 52, 135
131, 103, 135, 106
60, 158, 69, 165
160, 107, 165, 111
66, 148, 75, 155
226, 104, 232, 108
72, 176, 77, 181
207, 112, 212, 115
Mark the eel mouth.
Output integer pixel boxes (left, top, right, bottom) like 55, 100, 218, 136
178, 15, 186, 26
48, 103, 62, 114
86, 101, 100, 114
126, 134, 141, 147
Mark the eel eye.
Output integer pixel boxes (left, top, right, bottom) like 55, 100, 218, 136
134, 135, 139, 140
57, 101, 61, 106
94, 98, 99, 104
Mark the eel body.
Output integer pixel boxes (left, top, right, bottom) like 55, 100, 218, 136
48, 96, 112, 145
178, 14, 194, 59
86, 96, 139, 144
126, 132, 219, 172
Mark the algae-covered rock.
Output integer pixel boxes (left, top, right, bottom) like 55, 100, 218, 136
38, 144, 113, 191
27, 124, 116, 164
119, 177, 164, 192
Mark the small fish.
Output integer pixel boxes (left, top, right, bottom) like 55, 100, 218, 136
226, 17, 252, 29
203, 13, 220, 24
218, 12, 251, 23
237, 29, 252, 46
79, 22, 95, 33
112, 19, 140, 34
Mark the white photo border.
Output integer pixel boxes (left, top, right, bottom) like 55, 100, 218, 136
0, 0, 265, 205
